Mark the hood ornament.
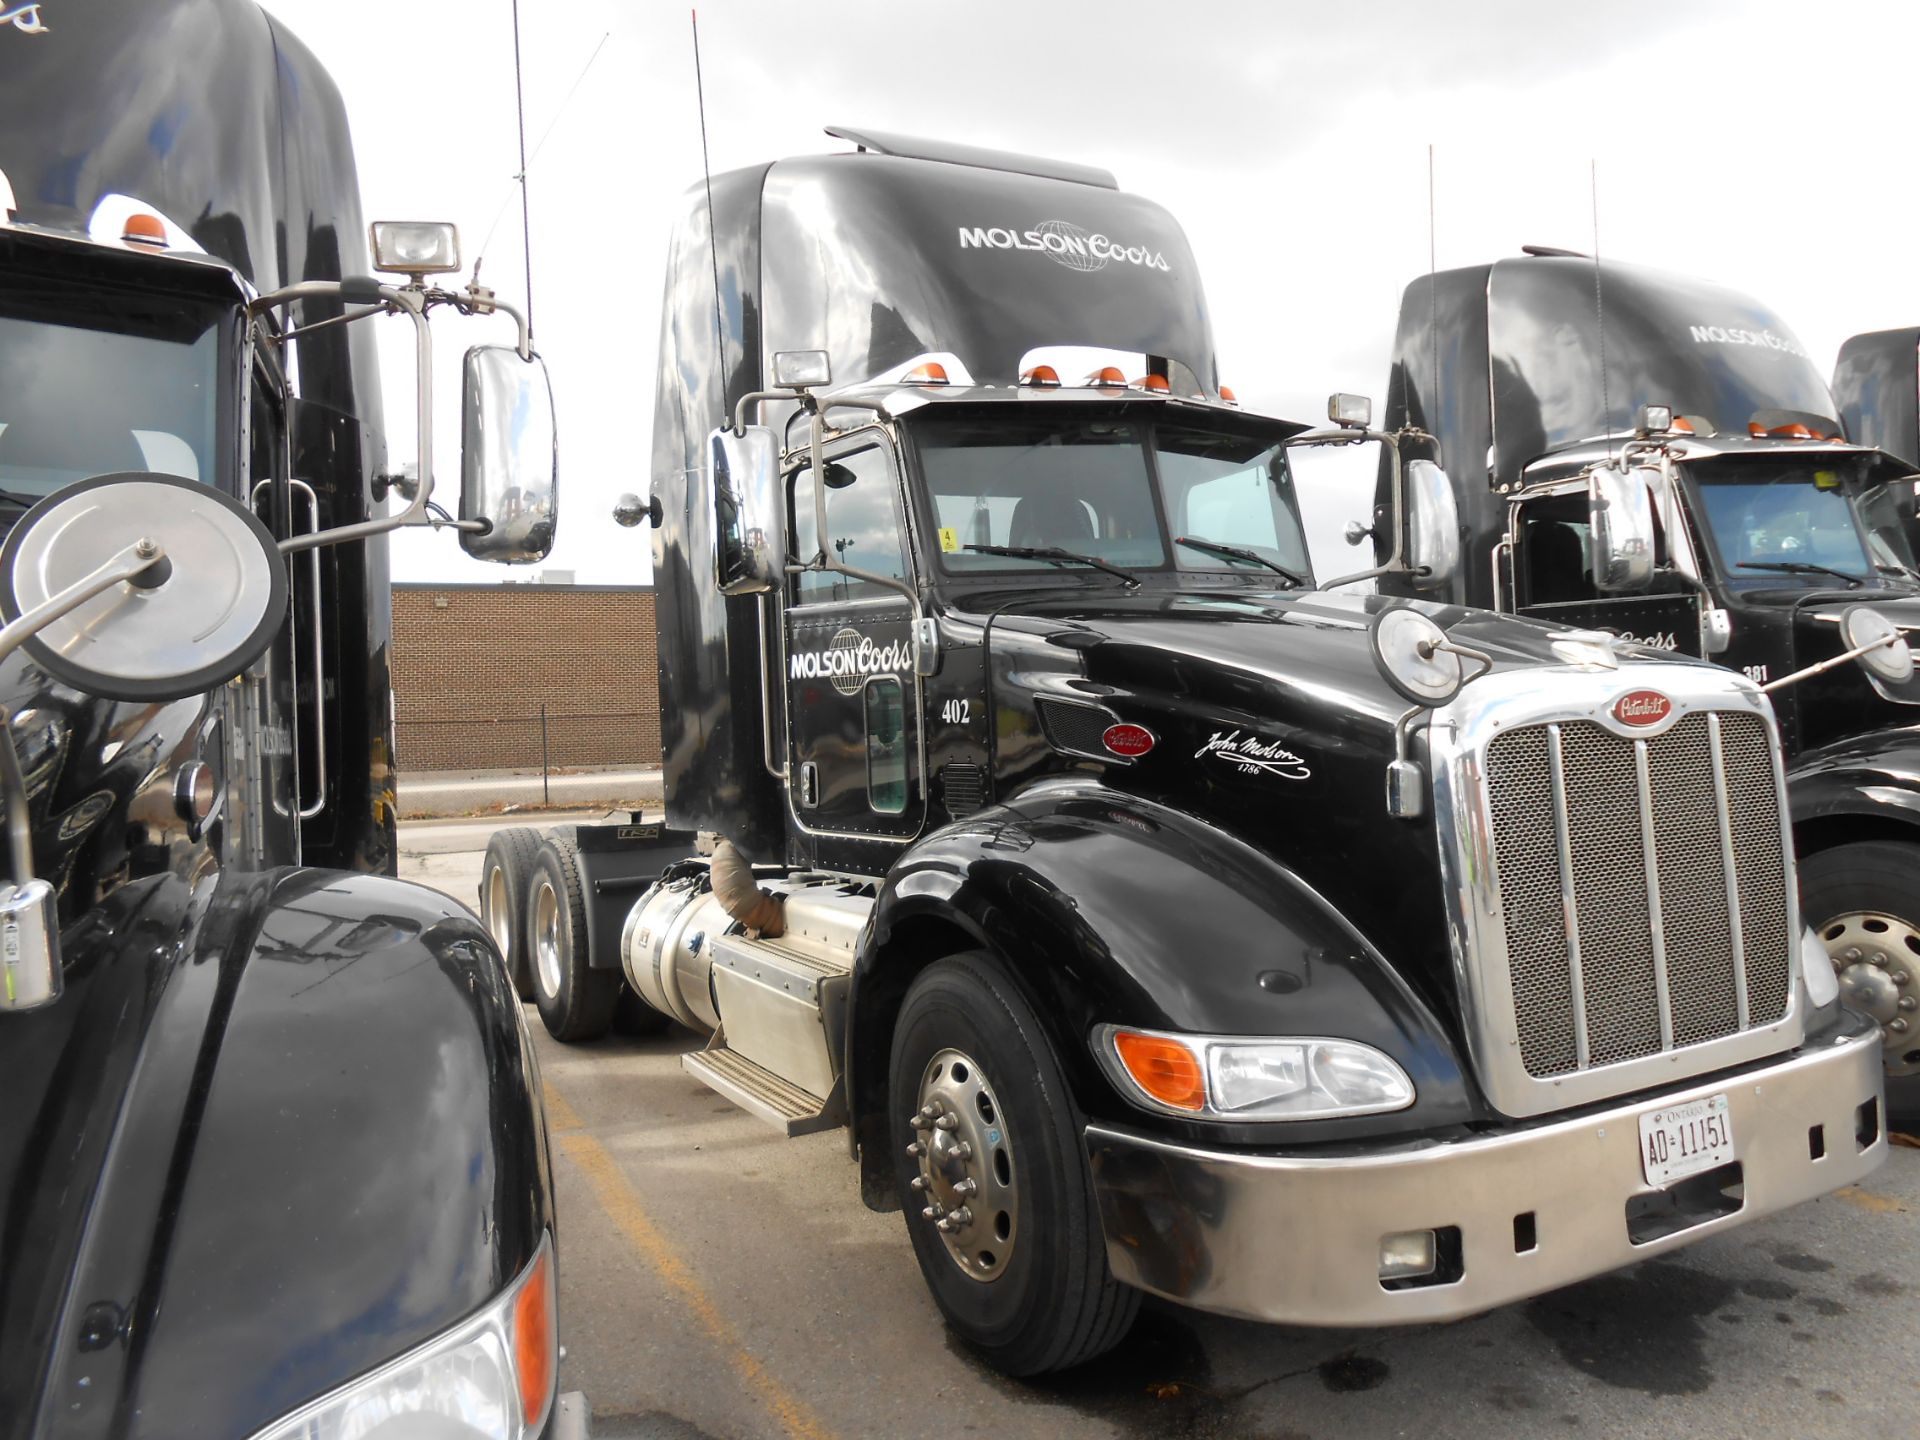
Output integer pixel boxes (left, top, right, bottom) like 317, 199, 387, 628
1550, 629, 1619, 670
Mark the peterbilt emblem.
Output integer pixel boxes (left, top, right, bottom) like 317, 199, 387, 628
1, 4, 48, 33
1101, 723, 1156, 758
1612, 690, 1673, 727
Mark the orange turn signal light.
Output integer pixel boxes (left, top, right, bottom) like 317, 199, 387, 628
902, 362, 950, 385
512, 1247, 556, 1430
1112, 1031, 1206, 1111
1219, 385, 1239, 405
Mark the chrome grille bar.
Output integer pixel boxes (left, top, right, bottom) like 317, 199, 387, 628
1546, 723, 1591, 1069
1633, 737, 1675, 1052
1707, 714, 1751, 1030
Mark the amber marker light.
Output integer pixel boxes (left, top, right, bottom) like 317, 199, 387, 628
1087, 365, 1128, 388
1133, 373, 1171, 393
122, 213, 169, 250
1112, 1031, 1207, 1111
902, 362, 950, 385
1021, 364, 1062, 387
1219, 385, 1239, 405
512, 1245, 557, 1432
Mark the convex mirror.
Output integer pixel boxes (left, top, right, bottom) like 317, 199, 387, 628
1843, 605, 1915, 685
1405, 459, 1460, 592
460, 345, 558, 563
1590, 463, 1656, 592
0, 473, 287, 700
709, 425, 783, 595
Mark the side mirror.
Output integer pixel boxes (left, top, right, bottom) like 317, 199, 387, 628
459, 345, 557, 564
1405, 459, 1459, 591
1589, 463, 1655, 592
709, 425, 783, 596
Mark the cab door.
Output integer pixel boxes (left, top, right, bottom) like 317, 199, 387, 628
784, 436, 925, 844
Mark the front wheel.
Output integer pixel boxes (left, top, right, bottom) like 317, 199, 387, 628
888, 953, 1138, 1376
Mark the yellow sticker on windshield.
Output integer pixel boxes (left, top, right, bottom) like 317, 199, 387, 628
1815, 470, 1841, 491
939, 527, 960, 553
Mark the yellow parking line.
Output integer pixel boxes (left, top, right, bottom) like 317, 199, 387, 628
553, 1112, 836, 1440
1834, 1185, 1909, 1215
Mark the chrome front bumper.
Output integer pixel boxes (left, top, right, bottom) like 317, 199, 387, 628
1085, 1015, 1886, 1327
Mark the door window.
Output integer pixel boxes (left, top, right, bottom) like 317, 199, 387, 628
864, 676, 908, 814
791, 444, 910, 604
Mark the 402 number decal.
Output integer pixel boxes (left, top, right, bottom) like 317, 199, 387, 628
939, 699, 972, 725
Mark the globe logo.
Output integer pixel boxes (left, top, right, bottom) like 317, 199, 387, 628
1033, 219, 1107, 273
828, 626, 865, 697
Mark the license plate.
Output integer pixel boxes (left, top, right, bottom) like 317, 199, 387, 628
1638, 1093, 1735, 1187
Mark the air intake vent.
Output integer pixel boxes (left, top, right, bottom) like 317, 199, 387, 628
1036, 700, 1121, 762
940, 763, 986, 818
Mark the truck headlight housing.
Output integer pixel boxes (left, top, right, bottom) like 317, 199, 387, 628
1095, 1026, 1415, 1121
248, 1234, 556, 1440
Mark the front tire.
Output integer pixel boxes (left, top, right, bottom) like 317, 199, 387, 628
1800, 841, 1920, 1121
527, 833, 618, 1042
888, 952, 1138, 1375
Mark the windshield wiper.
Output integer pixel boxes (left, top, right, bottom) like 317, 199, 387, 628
964, 544, 1140, 588
1175, 535, 1310, 589
1737, 561, 1865, 588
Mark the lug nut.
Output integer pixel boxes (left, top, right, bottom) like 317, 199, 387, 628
910, 1176, 928, 1192
1895, 972, 1911, 987
1892, 1019, 1910, 1034
950, 1141, 973, 1161
905, 1141, 925, 1158
1845, 947, 1863, 963
948, 1205, 973, 1227
1902, 997, 1918, 1011
935, 1114, 958, 1131
1873, 952, 1890, 968
954, 1177, 979, 1197
921, 1102, 941, 1119
911, 1113, 932, 1132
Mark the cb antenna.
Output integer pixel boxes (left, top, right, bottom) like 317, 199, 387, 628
1427, 143, 1438, 444
691, 9, 727, 404
1591, 158, 1611, 446
511, 0, 534, 346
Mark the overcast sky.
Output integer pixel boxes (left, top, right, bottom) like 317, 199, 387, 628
260, 0, 1920, 586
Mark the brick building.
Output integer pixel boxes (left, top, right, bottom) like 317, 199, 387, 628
391, 582, 661, 772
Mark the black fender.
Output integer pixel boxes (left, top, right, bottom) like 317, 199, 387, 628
1787, 728, 1920, 855
7, 866, 552, 1440
847, 779, 1476, 1208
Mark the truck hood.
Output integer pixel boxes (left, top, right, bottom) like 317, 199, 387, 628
1, 867, 549, 1440
978, 584, 1716, 1006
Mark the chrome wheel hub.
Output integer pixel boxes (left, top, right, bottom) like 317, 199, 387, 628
906, 1047, 1016, 1281
533, 878, 563, 999
1819, 912, 1920, 1076
484, 865, 511, 958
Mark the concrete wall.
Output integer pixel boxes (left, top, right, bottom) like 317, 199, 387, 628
392, 584, 661, 772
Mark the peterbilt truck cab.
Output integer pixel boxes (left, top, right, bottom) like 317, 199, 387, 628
1370, 252, 1920, 1100
1, 4, 583, 1437
504, 133, 1886, 1377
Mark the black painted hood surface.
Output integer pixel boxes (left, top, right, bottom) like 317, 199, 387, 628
0, 868, 550, 1440
976, 583, 1721, 1007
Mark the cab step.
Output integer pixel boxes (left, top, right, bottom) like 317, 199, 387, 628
681, 1045, 844, 1136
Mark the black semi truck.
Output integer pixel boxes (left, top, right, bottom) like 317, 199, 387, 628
499, 132, 1885, 1376
1369, 253, 1920, 1099
0, 4, 584, 1437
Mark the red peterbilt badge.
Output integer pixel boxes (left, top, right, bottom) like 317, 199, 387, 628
1612, 690, 1672, 727
1102, 723, 1156, 758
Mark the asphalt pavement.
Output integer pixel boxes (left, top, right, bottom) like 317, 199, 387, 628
401, 818, 1920, 1440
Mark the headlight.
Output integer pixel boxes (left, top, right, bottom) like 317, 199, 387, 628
249, 1234, 556, 1440
1095, 1026, 1415, 1121
1801, 926, 1840, 1011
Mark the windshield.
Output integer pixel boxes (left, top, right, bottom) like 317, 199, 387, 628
0, 287, 224, 503
1687, 456, 1915, 589
912, 412, 1310, 582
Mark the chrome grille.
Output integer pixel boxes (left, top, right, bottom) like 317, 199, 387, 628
1484, 710, 1792, 1080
